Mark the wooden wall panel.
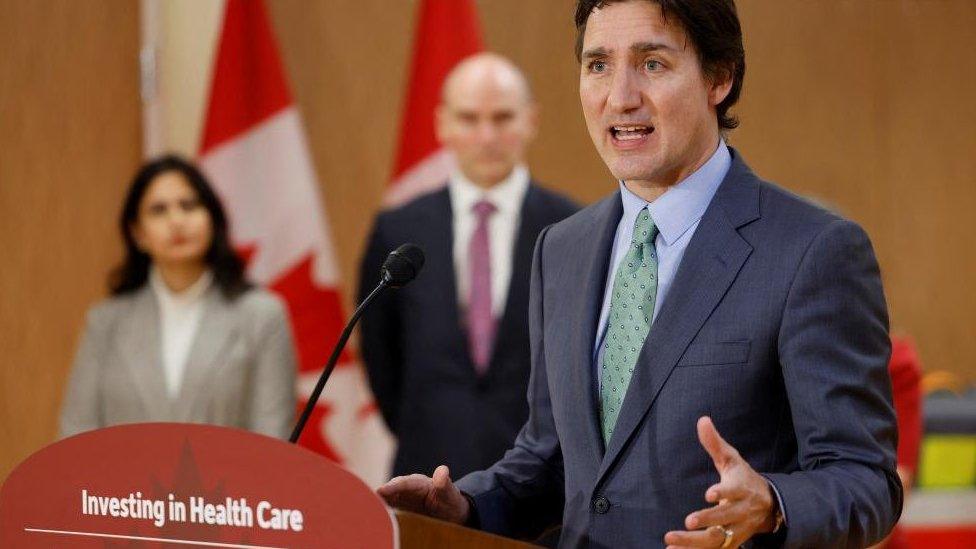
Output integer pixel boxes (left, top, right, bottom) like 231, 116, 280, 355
0, 1, 142, 481
266, 0, 416, 305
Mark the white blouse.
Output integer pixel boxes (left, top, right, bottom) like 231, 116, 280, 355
150, 268, 213, 398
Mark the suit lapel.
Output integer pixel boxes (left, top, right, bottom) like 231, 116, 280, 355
117, 286, 170, 419
489, 184, 542, 370
597, 154, 761, 483
173, 288, 236, 421
573, 194, 623, 462
426, 189, 472, 371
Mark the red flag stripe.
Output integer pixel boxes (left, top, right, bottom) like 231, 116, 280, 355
391, 0, 483, 180
199, 0, 292, 154
269, 254, 353, 373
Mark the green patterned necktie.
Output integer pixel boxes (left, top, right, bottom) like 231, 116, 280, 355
600, 208, 659, 443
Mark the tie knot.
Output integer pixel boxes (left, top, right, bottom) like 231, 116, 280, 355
472, 199, 497, 219
631, 208, 658, 246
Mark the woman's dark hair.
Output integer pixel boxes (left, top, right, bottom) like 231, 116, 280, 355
575, 0, 745, 131
109, 154, 251, 299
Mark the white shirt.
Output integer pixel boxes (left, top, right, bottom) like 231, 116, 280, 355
448, 165, 530, 318
150, 268, 213, 398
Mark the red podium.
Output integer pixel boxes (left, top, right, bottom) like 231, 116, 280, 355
0, 424, 535, 548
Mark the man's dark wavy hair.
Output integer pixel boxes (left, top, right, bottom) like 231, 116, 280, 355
574, 0, 745, 131
109, 154, 251, 299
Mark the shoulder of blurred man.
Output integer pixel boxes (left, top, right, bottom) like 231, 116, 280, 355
373, 178, 578, 232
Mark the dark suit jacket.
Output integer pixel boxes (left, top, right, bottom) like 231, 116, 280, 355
456, 150, 902, 548
359, 182, 578, 478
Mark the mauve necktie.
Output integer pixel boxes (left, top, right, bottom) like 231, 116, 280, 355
468, 199, 498, 376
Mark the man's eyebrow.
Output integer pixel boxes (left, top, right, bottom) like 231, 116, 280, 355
582, 42, 676, 61
581, 47, 609, 61
632, 41, 676, 54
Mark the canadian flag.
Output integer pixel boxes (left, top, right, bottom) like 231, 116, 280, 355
197, 0, 392, 487
385, 0, 483, 206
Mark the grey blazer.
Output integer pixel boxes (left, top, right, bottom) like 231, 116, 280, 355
59, 284, 297, 439
456, 149, 902, 548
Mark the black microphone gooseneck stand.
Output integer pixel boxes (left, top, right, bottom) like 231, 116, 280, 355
289, 242, 424, 444
289, 275, 390, 444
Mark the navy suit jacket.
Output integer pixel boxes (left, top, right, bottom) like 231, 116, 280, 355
359, 182, 578, 478
456, 150, 902, 548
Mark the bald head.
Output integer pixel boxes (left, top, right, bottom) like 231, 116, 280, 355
441, 52, 533, 106
436, 53, 538, 188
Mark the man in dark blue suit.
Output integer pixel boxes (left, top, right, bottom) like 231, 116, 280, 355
378, 1, 902, 547
359, 53, 578, 479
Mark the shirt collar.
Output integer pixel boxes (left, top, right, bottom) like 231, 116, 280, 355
449, 164, 530, 218
617, 140, 731, 246
150, 267, 214, 307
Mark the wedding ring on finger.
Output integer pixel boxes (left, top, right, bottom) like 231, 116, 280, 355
708, 524, 734, 548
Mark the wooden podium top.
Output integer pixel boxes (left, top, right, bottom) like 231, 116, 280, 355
395, 510, 540, 549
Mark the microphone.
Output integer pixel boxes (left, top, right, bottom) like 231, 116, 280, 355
289, 244, 425, 444
381, 243, 425, 287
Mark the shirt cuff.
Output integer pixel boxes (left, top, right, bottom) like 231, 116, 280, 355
762, 475, 788, 526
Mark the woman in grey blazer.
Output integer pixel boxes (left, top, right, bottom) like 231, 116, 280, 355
60, 155, 297, 439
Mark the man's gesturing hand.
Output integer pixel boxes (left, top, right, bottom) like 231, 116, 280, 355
376, 465, 471, 525
663, 417, 778, 548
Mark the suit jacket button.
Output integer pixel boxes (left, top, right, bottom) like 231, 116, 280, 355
592, 496, 610, 514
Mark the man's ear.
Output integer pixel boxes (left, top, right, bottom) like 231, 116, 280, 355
708, 67, 734, 108
434, 104, 449, 145
525, 102, 540, 141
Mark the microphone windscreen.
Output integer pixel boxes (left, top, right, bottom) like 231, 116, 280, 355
381, 244, 425, 287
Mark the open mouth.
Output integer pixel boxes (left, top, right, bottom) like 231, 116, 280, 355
610, 125, 654, 141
